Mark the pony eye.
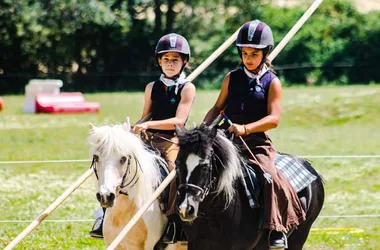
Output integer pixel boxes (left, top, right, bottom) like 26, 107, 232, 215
199, 163, 208, 170
190, 188, 202, 197
120, 156, 127, 165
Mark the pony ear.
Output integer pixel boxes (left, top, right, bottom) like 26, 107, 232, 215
123, 117, 131, 131
208, 114, 223, 129
209, 125, 218, 139
175, 125, 187, 136
89, 123, 97, 130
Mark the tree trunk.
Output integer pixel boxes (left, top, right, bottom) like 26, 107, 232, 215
165, 0, 175, 33
127, 0, 136, 24
154, 0, 162, 33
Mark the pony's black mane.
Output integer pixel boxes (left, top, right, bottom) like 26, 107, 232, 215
178, 124, 240, 172
178, 124, 213, 157
177, 124, 243, 202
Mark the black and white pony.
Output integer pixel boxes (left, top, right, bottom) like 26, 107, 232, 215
174, 124, 324, 250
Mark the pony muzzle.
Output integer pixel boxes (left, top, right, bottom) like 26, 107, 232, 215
96, 192, 116, 208
178, 202, 197, 221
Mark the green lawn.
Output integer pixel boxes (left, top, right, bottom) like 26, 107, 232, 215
0, 85, 379, 249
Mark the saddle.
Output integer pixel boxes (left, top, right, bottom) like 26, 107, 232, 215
240, 153, 317, 209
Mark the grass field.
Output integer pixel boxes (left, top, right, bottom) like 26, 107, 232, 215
0, 85, 379, 249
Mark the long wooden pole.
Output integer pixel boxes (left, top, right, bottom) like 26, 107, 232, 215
111, 1, 327, 249
4, 168, 94, 250
268, 0, 324, 62
185, 29, 240, 82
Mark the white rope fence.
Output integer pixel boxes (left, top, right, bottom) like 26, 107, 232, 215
2, 156, 377, 225
0, 155, 379, 165
301, 155, 380, 159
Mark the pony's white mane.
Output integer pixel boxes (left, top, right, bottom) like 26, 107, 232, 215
88, 124, 164, 208
214, 130, 243, 205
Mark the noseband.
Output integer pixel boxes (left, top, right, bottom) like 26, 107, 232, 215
178, 152, 217, 202
91, 155, 139, 196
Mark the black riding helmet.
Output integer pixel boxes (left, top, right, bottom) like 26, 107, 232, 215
155, 33, 191, 76
236, 20, 274, 68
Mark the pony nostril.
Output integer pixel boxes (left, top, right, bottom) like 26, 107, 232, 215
108, 192, 116, 203
96, 192, 102, 203
187, 205, 195, 216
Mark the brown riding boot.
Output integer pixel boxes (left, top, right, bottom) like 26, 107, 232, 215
162, 177, 179, 244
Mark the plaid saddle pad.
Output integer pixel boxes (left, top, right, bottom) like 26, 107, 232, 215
275, 153, 317, 192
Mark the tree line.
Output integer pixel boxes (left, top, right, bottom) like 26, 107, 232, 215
1, 0, 379, 94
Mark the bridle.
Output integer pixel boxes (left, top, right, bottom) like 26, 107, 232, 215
178, 151, 217, 202
90, 154, 140, 196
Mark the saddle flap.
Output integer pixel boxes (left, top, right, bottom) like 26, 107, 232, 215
157, 160, 170, 213
241, 162, 260, 208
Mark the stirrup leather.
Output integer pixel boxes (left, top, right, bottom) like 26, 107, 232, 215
91, 216, 103, 230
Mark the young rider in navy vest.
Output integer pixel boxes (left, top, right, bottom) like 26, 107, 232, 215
90, 34, 195, 244
203, 20, 306, 249
133, 33, 195, 245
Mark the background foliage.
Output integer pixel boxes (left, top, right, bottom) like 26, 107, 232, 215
1, 0, 379, 94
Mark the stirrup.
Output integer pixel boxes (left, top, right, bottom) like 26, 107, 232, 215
268, 230, 288, 249
162, 220, 177, 244
89, 216, 104, 239
180, 230, 188, 245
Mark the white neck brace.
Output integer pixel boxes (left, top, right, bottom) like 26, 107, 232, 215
159, 72, 187, 95
243, 64, 269, 86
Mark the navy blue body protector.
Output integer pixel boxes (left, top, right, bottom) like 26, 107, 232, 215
148, 80, 187, 135
224, 66, 277, 125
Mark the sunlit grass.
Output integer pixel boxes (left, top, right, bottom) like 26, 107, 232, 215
0, 85, 379, 249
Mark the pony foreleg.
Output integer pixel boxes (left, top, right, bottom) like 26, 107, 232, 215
142, 202, 168, 250
103, 195, 148, 250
